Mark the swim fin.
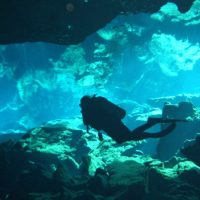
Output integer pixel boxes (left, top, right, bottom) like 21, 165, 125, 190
147, 117, 188, 124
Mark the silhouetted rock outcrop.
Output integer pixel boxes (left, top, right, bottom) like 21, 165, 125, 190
0, 0, 195, 45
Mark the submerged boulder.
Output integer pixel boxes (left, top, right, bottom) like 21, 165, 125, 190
181, 133, 200, 166
156, 101, 200, 160
1, 118, 200, 199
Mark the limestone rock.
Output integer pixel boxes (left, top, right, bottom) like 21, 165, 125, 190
1, 118, 200, 199
181, 133, 200, 166
156, 101, 200, 160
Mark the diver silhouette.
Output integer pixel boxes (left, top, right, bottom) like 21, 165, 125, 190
80, 95, 185, 144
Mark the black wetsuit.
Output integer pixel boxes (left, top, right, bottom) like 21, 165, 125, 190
80, 96, 176, 144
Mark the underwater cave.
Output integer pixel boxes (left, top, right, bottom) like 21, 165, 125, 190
0, 0, 200, 199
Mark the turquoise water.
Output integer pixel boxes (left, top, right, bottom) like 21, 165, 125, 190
0, 2, 200, 132
1, 1, 200, 200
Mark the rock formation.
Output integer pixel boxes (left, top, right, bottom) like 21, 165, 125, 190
0, 0, 195, 45
156, 101, 200, 160
181, 133, 200, 166
0, 118, 200, 199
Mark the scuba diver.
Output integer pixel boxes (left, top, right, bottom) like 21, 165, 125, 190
80, 95, 186, 144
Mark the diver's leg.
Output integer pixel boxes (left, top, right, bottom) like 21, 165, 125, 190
132, 119, 160, 133
103, 119, 133, 144
131, 123, 176, 140
146, 123, 176, 138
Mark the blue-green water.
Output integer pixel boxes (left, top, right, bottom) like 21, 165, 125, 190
1, 3, 200, 132
1, 1, 200, 200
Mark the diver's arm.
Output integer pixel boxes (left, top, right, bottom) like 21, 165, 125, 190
98, 131, 104, 141
81, 110, 90, 133
86, 125, 89, 133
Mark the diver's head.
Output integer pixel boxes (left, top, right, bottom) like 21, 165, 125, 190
80, 95, 92, 108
